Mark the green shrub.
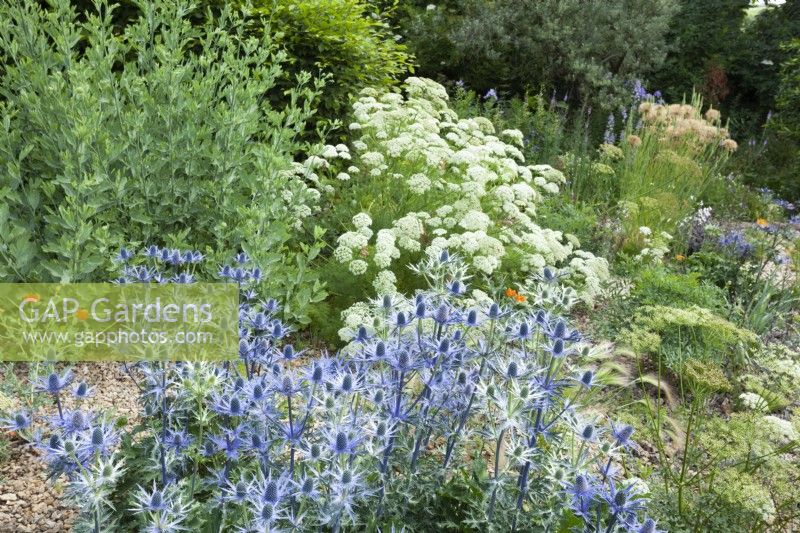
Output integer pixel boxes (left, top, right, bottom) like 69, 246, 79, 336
448, 88, 578, 165
399, 0, 677, 109
652, 0, 750, 106
244, 0, 413, 130
589, 266, 729, 340
0, 0, 326, 322
750, 38, 800, 201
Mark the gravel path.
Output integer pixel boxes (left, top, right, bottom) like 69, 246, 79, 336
0, 363, 140, 532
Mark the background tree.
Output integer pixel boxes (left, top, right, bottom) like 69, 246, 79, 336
398, 0, 677, 109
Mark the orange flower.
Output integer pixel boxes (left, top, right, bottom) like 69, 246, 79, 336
505, 288, 518, 298
515, 294, 526, 302
675, 254, 685, 262
756, 218, 768, 227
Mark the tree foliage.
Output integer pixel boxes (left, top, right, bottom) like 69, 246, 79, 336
399, 0, 677, 108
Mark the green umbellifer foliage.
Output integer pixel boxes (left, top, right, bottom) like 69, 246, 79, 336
621, 305, 758, 371
245, 0, 413, 129
630, 268, 728, 313
399, 0, 677, 108
650, 413, 799, 531
0, 0, 327, 322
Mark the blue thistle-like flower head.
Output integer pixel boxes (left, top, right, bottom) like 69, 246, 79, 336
116, 247, 134, 262
578, 370, 595, 389
35, 369, 73, 395
72, 381, 94, 399
0, 411, 31, 431
326, 425, 364, 456
611, 421, 635, 449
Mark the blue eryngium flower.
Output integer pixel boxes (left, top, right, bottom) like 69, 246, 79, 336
636, 517, 664, 533
132, 482, 190, 533
223, 478, 252, 504
0, 411, 31, 431
79, 422, 119, 458
603, 479, 647, 519
566, 474, 596, 517
611, 422, 635, 449
577, 370, 596, 389
209, 427, 244, 460
116, 247, 134, 262
72, 381, 94, 399
164, 428, 193, 453
35, 370, 73, 394
327, 426, 364, 456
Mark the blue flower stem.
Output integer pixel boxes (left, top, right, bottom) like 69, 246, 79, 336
159, 366, 167, 486
443, 320, 495, 469
287, 393, 295, 479
487, 428, 506, 522
604, 512, 619, 533
54, 392, 63, 420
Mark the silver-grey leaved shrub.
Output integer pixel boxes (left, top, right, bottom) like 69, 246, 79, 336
0, 0, 326, 322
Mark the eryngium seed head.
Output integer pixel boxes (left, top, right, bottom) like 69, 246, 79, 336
264, 481, 278, 503
150, 491, 163, 509
91, 427, 104, 446
507, 361, 518, 378
230, 397, 242, 414
435, 304, 449, 323
341, 374, 353, 392
335, 432, 348, 453
575, 475, 589, 493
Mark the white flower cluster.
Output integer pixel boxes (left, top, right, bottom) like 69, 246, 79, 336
326, 78, 609, 330
635, 227, 673, 263
739, 392, 769, 413
763, 415, 798, 442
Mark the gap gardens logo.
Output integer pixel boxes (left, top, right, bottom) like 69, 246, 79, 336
0, 284, 238, 361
